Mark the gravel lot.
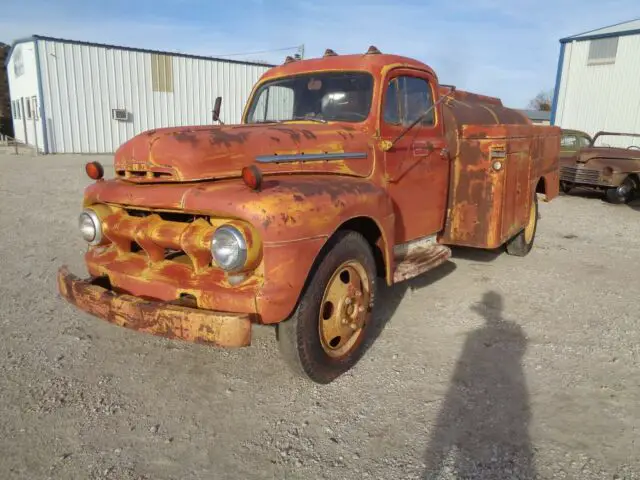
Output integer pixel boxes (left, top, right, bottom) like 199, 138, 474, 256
0, 152, 639, 480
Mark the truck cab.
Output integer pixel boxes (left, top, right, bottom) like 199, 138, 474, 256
59, 47, 561, 384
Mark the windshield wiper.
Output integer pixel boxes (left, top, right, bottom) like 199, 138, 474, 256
288, 116, 328, 124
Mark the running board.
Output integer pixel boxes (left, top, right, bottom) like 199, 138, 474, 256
392, 235, 452, 283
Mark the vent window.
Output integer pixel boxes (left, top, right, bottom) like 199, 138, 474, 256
587, 37, 618, 65
151, 54, 174, 93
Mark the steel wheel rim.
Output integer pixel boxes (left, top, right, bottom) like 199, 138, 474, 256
318, 260, 371, 358
524, 198, 536, 244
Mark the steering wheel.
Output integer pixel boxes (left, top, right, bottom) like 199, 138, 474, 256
627, 145, 640, 150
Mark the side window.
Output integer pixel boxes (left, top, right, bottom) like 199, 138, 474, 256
383, 75, 435, 127
25, 98, 33, 120
560, 135, 577, 149
578, 135, 590, 148
383, 79, 400, 125
400, 77, 435, 126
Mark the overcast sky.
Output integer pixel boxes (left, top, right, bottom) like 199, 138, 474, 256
2, 0, 639, 108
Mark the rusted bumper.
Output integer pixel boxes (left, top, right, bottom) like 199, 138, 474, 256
57, 266, 251, 347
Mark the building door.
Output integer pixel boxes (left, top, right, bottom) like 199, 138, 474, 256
20, 97, 28, 145
379, 70, 450, 244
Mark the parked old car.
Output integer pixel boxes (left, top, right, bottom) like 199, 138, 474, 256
560, 130, 640, 203
57, 47, 560, 384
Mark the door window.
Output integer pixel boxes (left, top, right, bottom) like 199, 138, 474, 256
383, 75, 435, 127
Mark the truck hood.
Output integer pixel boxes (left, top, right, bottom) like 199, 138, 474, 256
113, 123, 371, 182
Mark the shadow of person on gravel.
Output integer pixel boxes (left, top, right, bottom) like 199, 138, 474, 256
422, 291, 536, 480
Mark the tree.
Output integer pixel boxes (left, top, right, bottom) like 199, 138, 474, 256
527, 90, 553, 111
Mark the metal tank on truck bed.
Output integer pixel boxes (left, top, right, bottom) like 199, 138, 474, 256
58, 47, 561, 384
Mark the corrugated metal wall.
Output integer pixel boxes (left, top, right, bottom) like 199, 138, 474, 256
37, 39, 271, 153
554, 33, 640, 148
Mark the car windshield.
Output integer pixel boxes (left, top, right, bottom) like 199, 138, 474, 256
245, 72, 374, 124
592, 133, 640, 149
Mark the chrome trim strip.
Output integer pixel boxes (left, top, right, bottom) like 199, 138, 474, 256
256, 152, 367, 163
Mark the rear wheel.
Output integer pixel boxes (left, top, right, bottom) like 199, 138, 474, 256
605, 177, 636, 204
277, 231, 377, 384
560, 181, 572, 194
505, 193, 538, 257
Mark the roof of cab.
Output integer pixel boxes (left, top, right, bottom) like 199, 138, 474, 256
258, 52, 438, 83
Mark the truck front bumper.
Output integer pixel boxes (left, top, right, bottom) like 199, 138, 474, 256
57, 266, 252, 347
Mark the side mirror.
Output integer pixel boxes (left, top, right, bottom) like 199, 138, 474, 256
212, 96, 223, 123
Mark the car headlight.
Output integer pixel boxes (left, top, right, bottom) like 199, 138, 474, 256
79, 209, 103, 245
211, 225, 247, 271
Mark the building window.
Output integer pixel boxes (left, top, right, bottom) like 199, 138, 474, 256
587, 37, 618, 65
151, 54, 174, 93
13, 45, 25, 77
12, 100, 22, 120
32, 96, 39, 120
25, 98, 33, 120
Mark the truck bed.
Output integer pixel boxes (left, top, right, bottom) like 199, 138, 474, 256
440, 123, 561, 248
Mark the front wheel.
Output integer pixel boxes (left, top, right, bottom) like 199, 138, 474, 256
277, 231, 377, 384
505, 193, 538, 257
605, 177, 636, 204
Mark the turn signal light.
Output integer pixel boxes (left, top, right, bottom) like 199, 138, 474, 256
85, 161, 104, 180
242, 165, 263, 191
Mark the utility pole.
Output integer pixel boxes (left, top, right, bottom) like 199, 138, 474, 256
297, 44, 305, 60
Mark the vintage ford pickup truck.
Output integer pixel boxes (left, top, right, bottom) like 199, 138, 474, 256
58, 47, 560, 383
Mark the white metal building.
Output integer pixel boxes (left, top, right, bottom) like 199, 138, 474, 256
5, 36, 273, 154
551, 19, 640, 146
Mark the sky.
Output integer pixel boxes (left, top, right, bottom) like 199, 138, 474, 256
2, 0, 639, 108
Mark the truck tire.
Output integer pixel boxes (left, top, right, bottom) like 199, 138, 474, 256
605, 177, 636, 204
505, 193, 538, 257
277, 231, 377, 384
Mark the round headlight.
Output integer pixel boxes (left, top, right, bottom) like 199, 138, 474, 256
79, 209, 103, 245
211, 225, 247, 272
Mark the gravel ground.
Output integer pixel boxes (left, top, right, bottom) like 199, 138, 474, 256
0, 152, 639, 480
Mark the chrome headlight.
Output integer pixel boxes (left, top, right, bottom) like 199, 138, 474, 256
79, 209, 103, 245
211, 225, 247, 271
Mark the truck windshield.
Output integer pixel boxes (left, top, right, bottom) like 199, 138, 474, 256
245, 72, 374, 124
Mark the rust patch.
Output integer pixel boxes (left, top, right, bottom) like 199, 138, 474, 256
262, 216, 274, 229
209, 129, 250, 147
300, 129, 316, 140
283, 179, 378, 203
267, 127, 301, 143
174, 131, 200, 147
57, 266, 252, 347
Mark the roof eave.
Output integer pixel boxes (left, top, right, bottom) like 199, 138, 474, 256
4, 34, 276, 68
560, 26, 640, 44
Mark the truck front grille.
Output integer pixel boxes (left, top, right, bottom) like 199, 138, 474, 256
101, 206, 214, 273
560, 166, 601, 185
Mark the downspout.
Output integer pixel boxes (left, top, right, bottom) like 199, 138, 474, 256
33, 39, 49, 153
550, 41, 566, 126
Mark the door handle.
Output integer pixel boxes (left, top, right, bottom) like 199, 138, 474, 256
412, 140, 446, 157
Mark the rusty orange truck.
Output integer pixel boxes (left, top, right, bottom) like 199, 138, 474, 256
58, 47, 560, 384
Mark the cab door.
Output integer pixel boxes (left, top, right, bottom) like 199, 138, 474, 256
380, 69, 449, 244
